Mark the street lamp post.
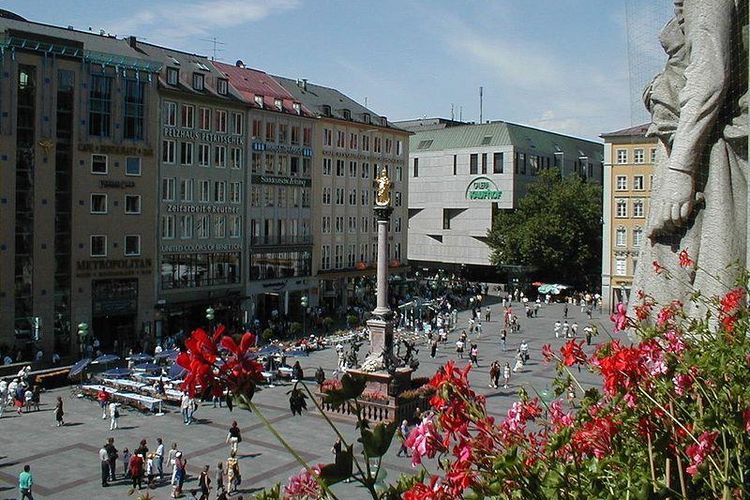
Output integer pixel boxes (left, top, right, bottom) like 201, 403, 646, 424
300, 295, 308, 337
205, 307, 215, 333
77, 322, 89, 358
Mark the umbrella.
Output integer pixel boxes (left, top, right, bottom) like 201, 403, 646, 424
102, 367, 131, 378
285, 349, 309, 357
531, 281, 545, 287
168, 363, 187, 380
154, 349, 179, 360
92, 354, 120, 364
133, 363, 162, 372
68, 358, 92, 378
258, 345, 282, 356
128, 353, 154, 363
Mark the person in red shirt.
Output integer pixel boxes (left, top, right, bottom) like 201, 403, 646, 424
97, 389, 110, 419
128, 453, 144, 491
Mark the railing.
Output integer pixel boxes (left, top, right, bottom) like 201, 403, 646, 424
316, 392, 430, 424
250, 235, 313, 246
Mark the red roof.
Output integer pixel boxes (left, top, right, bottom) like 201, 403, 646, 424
212, 61, 313, 117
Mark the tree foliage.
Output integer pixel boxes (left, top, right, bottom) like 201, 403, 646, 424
487, 168, 602, 288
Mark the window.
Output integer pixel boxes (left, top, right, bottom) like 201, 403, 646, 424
179, 215, 193, 239
231, 112, 243, 135
90, 193, 107, 214
634, 148, 644, 164
633, 199, 644, 218
361, 189, 369, 206
323, 128, 332, 146
650, 148, 657, 163
348, 216, 356, 233
322, 158, 332, 176
167, 67, 179, 86
321, 245, 331, 270
349, 161, 357, 177
199, 180, 210, 202
180, 142, 193, 165
322, 187, 331, 205
616, 198, 627, 218
214, 216, 226, 238
230, 182, 242, 203
252, 119, 262, 138
214, 181, 226, 203
180, 179, 194, 202
89, 74, 112, 137
217, 78, 228, 95
395, 166, 403, 182
165, 101, 177, 127
303, 127, 312, 146
126, 157, 141, 176
91, 154, 108, 174
633, 227, 643, 247
616, 149, 627, 164
124, 235, 141, 256
229, 216, 241, 238
413, 158, 419, 178
162, 140, 175, 164
385, 138, 392, 154
216, 110, 227, 133
196, 215, 209, 239
291, 126, 301, 145
214, 146, 226, 168
336, 160, 345, 176
616, 227, 626, 247
396, 140, 403, 156
349, 189, 357, 205
493, 152, 504, 174
279, 124, 289, 143
336, 130, 345, 148
394, 217, 401, 232
443, 209, 451, 230
231, 147, 242, 169
180, 104, 195, 128
322, 216, 331, 234
349, 132, 358, 150
616, 175, 627, 190
90, 235, 107, 257
123, 79, 145, 140
335, 245, 343, 269
481, 153, 488, 174
470, 154, 478, 174
394, 191, 401, 207
336, 188, 344, 205
362, 162, 370, 179
361, 134, 370, 151
192, 72, 204, 91
453, 155, 457, 175
125, 194, 141, 214
374, 137, 382, 153
615, 257, 627, 276
633, 175, 644, 190
198, 107, 211, 130
197, 144, 210, 167
162, 178, 176, 201
266, 122, 276, 142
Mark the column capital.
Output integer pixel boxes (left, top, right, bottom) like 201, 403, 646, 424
373, 205, 394, 222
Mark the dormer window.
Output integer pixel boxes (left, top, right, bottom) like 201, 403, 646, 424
293, 102, 301, 115
167, 67, 179, 86
254, 95, 263, 108
363, 113, 370, 124
342, 109, 351, 120
192, 72, 204, 91
321, 104, 331, 117
217, 78, 228, 95
274, 98, 283, 111
380, 116, 388, 126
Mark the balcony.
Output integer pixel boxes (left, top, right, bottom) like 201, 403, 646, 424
250, 235, 313, 247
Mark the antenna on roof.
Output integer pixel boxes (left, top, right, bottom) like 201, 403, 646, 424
364, 96, 368, 107
451, 103, 455, 121
479, 86, 483, 123
200, 37, 225, 61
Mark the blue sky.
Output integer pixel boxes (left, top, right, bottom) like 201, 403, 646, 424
4, 0, 672, 141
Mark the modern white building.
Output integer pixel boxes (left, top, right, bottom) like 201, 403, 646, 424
399, 119, 603, 281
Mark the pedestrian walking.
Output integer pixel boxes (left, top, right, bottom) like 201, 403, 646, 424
485, 306, 491, 322
571, 322, 578, 338
97, 388, 110, 419
54, 396, 64, 427
226, 421, 242, 455
489, 361, 500, 388
475, 322, 482, 337
122, 448, 131, 478
154, 437, 165, 481
455, 339, 464, 359
145, 453, 156, 488
562, 321, 570, 338
554, 320, 561, 338
109, 402, 119, 430
31, 385, 40, 412
215, 462, 226, 497
513, 352, 524, 373
129, 452, 144, 492
500, 329, 507, 352
99, 444, 110, 487
226, 451, 240, 496
199, 465, 211, 500
168, 443, 179, 486
18, 465, 33, 500
181, 392, 191, 425
564, 303, 569, 318
396, 419, 410, 457
430, 339, 438, 359
105, 437, 118, 481
503, 362, 511, 388
172, 451, 187, 498
469, 344, 479, 366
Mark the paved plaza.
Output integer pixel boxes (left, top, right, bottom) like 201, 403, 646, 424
0, 300, 611, 499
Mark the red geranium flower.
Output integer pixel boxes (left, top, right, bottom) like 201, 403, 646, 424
652, 260, 666, 274
560, 340, 587, 367
685, 431, 719, 476
678, 249, 694, 268
541, 344, 554, 363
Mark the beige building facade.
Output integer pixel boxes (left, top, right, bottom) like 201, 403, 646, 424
601, 124, 657, 311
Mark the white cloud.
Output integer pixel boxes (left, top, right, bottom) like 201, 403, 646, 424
106, 0, 300, 43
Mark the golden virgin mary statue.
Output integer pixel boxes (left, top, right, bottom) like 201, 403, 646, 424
375, 167, 393, 206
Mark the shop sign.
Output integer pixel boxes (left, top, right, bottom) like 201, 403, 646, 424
76, 258, 152, 278
252, 142, 312, 157
160, 242, 242, 253
165, 204, 239, 214
100, 179, 135, 189
163, 127, 243, 145
78, 143, 154, 156
466, 176, 503, 200
251, 174, 311, 187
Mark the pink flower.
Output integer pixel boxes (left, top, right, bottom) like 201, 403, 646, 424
652, 260, 666, 274
744, 407, 750, 433
673, 373, 693, 396
405, 418, 444, 466
541, 344, 554, 364
678, 249, 694, 268
663, 330, 687, 355
549, 400, 573, 429
610, 302, 628, 332
284, 464, 322, 499
685, 431, 718, 476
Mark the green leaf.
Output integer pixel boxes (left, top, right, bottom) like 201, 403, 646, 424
322, 373, 367, 409
359, 421, 397, 458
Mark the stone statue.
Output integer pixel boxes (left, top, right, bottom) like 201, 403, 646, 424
375, 167, 393, 206
631, 0, 748, 315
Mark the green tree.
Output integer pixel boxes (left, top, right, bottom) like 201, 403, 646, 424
487, 168, 601, 288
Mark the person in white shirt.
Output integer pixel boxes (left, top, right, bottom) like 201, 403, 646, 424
155, 438, 165, 481
0, 380, 6, 418
554, 321, 562, 338
109, 402, 119, 430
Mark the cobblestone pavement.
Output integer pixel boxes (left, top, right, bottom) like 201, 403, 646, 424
0, 300, 612, 499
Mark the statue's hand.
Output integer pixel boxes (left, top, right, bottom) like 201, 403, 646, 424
648, 169, 701, 239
